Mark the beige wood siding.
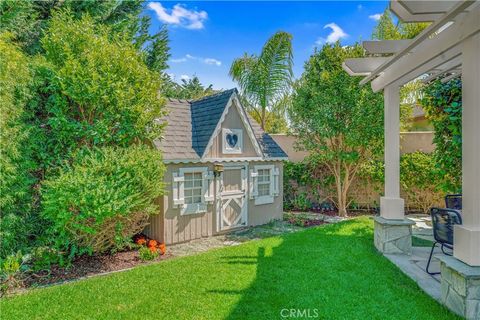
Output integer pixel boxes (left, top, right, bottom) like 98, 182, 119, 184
144, 196, 165, 242
147, 161, 284, 245
205, 102, 259, 158
247, 161, 284, 225
146, 163, 216, 245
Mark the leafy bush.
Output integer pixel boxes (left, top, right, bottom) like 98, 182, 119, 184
400, 152, 444, 213
421, 79, 462, 193
285, 153, 446, 214
138, 246, 159, 262
29, 11, 166, 170
0, 252, 27, 295
41, 146, 165, 261
359, 153, 445, 213
283, 160, 333, 211
0, 33, 38, 258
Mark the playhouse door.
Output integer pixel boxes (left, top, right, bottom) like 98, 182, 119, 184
217, 164, 248, 231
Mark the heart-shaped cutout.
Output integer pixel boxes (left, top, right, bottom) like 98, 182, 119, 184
226, 133, 238, 148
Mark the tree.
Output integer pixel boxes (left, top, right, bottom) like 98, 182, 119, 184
0, 0, 159, 55
164, 76, 217, 100
240, 94, 289, 134
289, 43, 384, 216
28, 11, 166, 171
372, 8, 429, 41
229, 31, 293, 131
372, 8, 429, 131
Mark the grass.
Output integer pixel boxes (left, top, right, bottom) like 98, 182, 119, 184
1, 217, 458, 320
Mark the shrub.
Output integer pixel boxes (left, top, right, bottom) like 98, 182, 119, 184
0, 252, 27, 295
400, 152, 444, 213
283, 160, 333, 211
41, 146, 165, 261
0, 33, 38, 258
138, 246, 158, 262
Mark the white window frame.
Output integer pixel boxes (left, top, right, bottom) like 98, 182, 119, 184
172, 167, 214, 215
250, 164, 279, 205
222, 128, 243, 154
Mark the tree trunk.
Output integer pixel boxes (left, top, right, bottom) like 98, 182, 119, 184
261, 107, 266, 130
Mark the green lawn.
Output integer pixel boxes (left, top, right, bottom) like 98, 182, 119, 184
1, 217, 458, 320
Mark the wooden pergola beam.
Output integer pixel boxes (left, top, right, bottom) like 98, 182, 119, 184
362, 40, 412, 54
371, 4, 480, 92
360, 1, 474, 86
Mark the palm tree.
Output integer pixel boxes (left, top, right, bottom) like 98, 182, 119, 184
229, 31, 293, 131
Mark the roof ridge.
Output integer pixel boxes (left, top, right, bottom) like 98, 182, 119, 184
191, 88, 237, 103
167, 97, 190, 103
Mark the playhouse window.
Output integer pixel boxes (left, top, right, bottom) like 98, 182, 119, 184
184, 172, 203, 204
251, 165, 279, 206
257, 169, 271, 197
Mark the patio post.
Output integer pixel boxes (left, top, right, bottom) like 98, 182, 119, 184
380, 84, 404, 219
454, 33, 480, 267
373, 84, 414, 255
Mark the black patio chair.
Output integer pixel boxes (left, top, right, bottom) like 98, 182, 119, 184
426, 207, 462, 275
445, 194, 462, 210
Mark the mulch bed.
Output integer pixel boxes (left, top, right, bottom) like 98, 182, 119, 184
22, 250, 173, 289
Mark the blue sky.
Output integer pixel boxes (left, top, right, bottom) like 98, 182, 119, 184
144, 1, 389, 89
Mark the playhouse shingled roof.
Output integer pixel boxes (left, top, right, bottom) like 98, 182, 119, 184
154, 89, 287, 161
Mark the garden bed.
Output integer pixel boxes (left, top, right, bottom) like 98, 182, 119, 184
5, 214, 337, 295
21, 249, 172, 290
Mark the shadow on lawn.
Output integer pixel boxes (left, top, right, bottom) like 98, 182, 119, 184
213, 218, 457, 320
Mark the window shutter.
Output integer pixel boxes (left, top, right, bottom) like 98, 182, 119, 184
250, 169, 258, 199
273, 167, 280, 196
204, 171, 214, 203
172, 172, 185, 207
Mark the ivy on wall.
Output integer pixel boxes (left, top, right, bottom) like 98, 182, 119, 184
421, 79, 462, 193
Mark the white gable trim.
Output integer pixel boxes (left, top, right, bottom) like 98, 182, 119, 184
201, 93, 264, 159
163, 157, 287, 164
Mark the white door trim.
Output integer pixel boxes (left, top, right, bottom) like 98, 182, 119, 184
216, 163, 248, 232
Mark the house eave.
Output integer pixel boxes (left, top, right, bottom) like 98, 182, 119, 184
163, 157, 287, 164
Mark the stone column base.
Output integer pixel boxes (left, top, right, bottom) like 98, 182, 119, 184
373, 216, 415, 255
438, 255, 480, 319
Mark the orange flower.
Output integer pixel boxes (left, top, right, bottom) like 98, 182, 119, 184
136, 238, 146, 245
149, 246, 157, 253
148, 239, 158, 248
158, 243, 166, 255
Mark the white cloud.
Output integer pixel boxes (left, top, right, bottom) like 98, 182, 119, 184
148, 2, 208, 30
170, 57, 187, 63
180, 75, 190, 81
369, 13, 383, 21
203, 58, 222, 66
357, 4, 363, 10
323, 23, 348, 43
170, 54, 222, 66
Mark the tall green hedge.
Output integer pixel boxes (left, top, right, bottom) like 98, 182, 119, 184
0, 34, 37, 257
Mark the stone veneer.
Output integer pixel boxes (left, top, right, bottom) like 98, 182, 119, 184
373, 216, 415, 255
438, 256, 480, 319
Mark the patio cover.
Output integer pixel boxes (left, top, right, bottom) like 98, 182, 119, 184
343, 0, 480, 266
